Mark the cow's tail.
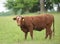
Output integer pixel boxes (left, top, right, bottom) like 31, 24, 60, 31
53, 18, 55, 36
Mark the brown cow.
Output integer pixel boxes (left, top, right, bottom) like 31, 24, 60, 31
13, 14, 55, 40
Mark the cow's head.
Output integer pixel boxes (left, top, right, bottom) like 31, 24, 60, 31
13, 16, 24, 26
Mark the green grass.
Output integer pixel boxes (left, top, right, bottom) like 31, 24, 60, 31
0, 13, 60, 44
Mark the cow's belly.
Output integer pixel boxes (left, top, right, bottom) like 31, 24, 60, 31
34, 27, 44, 31
33, 22, 46, 29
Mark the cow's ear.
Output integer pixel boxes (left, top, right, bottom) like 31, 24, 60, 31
13, 18, 16, 20
22, 17, 24, 21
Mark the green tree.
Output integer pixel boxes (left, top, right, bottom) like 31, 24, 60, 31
5, 0, 23, 15
45, 0, 53, 11
5, 0, 38, 14
52, 0, 60, 11
40, 0, 45, 13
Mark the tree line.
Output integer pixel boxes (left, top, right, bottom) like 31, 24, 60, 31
5, 0, 60, 15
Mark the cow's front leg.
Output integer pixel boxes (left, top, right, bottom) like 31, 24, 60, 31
30, 30, 33, 39
22, 28, 28, 40
29, 27, 33, 39
25, 32, 28, 40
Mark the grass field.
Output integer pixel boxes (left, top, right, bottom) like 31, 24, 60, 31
0, 13, 60, 44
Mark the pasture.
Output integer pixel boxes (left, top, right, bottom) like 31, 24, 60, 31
0, 13, 60, 44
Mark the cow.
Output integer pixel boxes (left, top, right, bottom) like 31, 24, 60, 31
13, 14, 55, 40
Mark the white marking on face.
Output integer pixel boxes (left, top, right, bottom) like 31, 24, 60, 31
16, 16, 21, 26
17, 16, 21, 21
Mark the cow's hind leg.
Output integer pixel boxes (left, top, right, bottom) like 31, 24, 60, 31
45, 28, 49, 39
49, 28, 52, 39
46, 27, 52, 39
